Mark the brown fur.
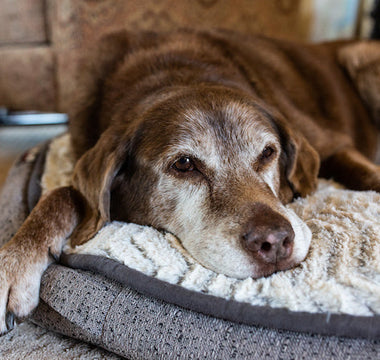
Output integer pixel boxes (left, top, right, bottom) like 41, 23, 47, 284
1, 29, 380, 334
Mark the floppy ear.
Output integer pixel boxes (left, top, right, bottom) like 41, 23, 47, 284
277, 121, 320, 203
69, 129, 130, 246
63, 30, 132, 246
67, 29, 160, 245
338, 41, 380, 127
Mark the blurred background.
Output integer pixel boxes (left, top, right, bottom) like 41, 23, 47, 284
0, 0, 379, 187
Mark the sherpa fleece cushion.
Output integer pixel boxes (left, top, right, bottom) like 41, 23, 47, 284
0, 136, 380, 359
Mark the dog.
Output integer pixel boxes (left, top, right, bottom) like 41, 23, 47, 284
1, 29, 380, 334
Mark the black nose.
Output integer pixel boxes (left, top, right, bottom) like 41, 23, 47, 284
241, 203, 295, 264
242, 227, 294, 264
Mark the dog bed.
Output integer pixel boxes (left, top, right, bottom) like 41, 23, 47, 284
1, 134, 380, 359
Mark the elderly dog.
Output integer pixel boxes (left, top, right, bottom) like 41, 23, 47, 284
1, 29, 380, 334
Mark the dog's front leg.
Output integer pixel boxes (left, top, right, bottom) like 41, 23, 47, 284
320, 148, 380, 192
0, 186, 85, 334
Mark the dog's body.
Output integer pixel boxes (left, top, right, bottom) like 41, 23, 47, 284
1, 29, 380, 334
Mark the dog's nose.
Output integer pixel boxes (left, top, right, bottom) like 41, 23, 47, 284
242, 226, 294, 264
241, 203, 295, 264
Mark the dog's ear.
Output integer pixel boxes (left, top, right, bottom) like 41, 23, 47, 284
338, 41, 380, 127
69, 128, 130, 246
66, 30, 160, 245
277, 121, 320, 203
64, 31, 132, 246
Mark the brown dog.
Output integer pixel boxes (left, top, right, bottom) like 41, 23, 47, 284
1, 29, 380, 334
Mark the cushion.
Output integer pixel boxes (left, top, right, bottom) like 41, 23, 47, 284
1, 135, 379, 359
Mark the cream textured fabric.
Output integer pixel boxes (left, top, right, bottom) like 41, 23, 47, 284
45, 135, 380, 317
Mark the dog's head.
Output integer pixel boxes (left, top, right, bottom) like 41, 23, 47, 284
70, 31, 319, 278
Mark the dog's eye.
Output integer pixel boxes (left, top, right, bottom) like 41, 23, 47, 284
172, 157, 195, 172
261, 146, 274, 159
260, 146, 275, 161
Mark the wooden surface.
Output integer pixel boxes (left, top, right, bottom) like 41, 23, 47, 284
0, 0, 47, 45
0, 46, 56, 111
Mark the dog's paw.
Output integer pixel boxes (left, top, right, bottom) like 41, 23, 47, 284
0, 242, 53, 335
